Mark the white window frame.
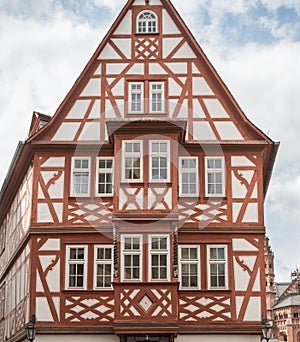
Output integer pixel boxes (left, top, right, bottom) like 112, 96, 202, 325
129, 82, 144, 114
122, 140, 143, 182
96, 157, 114, 196
137, 10, 158, 33
205, 157, 225, 197
121, 234, 143, 282
94, 245, 113, 290
207, 245, 228, 290
65, 245, 88, 290
150, 82, 164, 113
71, 157, 91, 197
149, 140, 170, 182
179, 157, 199, 197
179, 246, 200, 290
148, 235, 170, 282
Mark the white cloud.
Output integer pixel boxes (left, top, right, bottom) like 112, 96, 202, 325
91, 0, 124, 12
0, 9, 107, 185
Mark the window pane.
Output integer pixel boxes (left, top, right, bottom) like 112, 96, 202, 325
160, 255, 167, 266
190, 248, 198, 260
215, 159, 222, 168
82, 160, 89, 168
160, 169, 167, 180
133, 255, 140, 266
181, 248, 189, 260
152, 255, 159, 266
160, 238, 167, 250
210, 248, 217, 260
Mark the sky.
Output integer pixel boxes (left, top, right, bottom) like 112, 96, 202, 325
0, 0, 300, 282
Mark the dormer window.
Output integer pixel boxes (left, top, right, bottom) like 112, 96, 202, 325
137, 11, 158, 33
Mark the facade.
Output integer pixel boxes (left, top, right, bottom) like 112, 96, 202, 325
272, 271, 300, 342
0, 1, 278, 342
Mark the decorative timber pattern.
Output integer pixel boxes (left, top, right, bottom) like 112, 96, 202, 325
35, 156, 65, 225
67, 199, 113, 225
230, 155, 261, 225
178, 199, 228, 227
34, 238, 61, 323
48, 2, 248, 143
179, 293, 231, 323
118, 184, 172, 211
232, 238, 262, 322
114, 283, 178, 322
64, 293, 115, 323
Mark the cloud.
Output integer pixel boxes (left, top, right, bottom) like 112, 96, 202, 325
0, 6, 107, 184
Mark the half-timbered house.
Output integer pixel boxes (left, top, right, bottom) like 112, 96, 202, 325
0, 0, 279, 341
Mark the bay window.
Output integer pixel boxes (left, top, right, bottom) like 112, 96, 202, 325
122, 235, 142, 281
150, 140, 170, 181
179, 157, 198, 196
122, 141, 143, 181
96, 158, 114, 196
149, 235, 169, 281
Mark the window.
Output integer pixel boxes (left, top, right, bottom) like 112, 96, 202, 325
129, 83, 144, 113
205, 157, 225, 197
179, 246, 200, 289
96, 158, 113, 196
150, 82, 164, 113
0, 283, 5, 320
179, 157, 198, 196
122, 141, 143, 181
122, 235, 142, 281
71, 157, 90, 196
150, 141, 170, 181
149, 235, 169, 281
66, 246, 87, 289
94, 246, 113, 289
208, 245, 227, 289
137, 11, 158, 33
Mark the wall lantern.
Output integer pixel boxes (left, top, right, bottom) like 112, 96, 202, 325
262, 314, 273, 342
25, 314, 36, 342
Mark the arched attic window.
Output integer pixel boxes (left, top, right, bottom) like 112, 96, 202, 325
137, 11, 158, 33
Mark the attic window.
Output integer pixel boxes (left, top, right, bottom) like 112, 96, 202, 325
137, 11, 158, 33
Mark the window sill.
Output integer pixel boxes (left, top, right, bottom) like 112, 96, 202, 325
126, 112, 167, 117
135, 32, 159, 36
147, 181, 172, 185
62, 289, 114, 293
68, 196, 113, 200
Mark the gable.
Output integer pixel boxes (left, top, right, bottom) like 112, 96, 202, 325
30, 0, 270, 145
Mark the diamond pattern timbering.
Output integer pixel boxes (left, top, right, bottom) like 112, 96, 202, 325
134, 37, 159, 59
64, 294, 115, 323
67, 199, 113, 225
114, 283, 178, 322
179, 294, 231, 323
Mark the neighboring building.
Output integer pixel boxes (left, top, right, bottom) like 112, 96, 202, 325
265, 236, 276, 319
0, 1, 278, 342
272, 271, 300, 342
